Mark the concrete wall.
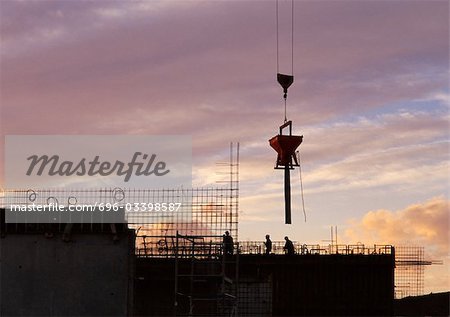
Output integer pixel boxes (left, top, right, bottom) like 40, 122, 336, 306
0, 230, 134, 316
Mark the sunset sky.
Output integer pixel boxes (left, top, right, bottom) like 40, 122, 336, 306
1, 0, 448, 293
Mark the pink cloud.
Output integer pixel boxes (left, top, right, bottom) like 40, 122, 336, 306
1, 0, 447, 137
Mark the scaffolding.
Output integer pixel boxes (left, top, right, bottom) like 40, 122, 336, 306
0, 143, 240, 243
174, 234, 239, 316
0, 143, 241, 316
394, 246, 442, 299
132, 142, 239, 257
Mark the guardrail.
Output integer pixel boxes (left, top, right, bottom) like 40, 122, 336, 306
135, 235, 393, 258
238, 241, 393, 255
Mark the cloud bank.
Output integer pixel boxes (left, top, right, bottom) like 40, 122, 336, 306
344, 197, 449, 292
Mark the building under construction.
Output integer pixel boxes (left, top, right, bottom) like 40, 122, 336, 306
0, 154, 438, 316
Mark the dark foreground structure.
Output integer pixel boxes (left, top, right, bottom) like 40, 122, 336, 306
394, 292, 450, 317
0, 222, 395, 316
135, 253, 394, 316
0, 171, 443, 316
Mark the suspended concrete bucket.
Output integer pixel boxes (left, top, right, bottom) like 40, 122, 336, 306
269, 120, 302, 168
269, 120, 303, 224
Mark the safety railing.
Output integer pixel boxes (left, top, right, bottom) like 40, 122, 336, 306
135, 234, 238, 258
135, 236, 393, 258
237, 241, 393, 255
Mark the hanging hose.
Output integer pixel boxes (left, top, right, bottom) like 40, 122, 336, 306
296, 151, 307, 222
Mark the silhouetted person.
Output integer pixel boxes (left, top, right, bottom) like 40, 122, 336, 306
223, 231, 234, 255
283, 236, 295, 255
264, 234, 272, 255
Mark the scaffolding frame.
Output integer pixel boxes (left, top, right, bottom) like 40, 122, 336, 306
393, 245, 442, 298
173, 233, 239, 316
0, 143, 241, 316
0, 143, 240, 243
132, 143, 239, 257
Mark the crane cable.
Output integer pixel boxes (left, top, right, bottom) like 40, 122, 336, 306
276, 0, 294, 123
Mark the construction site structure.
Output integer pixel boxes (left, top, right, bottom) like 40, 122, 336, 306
0, 143, 443, 315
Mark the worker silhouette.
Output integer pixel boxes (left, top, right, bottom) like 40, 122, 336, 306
264, 234, 272, 255
283, 236, 295, 255
223, 231, 234, 255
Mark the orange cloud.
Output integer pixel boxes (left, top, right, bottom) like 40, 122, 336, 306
345, 197, 448, 254
344, 197, 449, 292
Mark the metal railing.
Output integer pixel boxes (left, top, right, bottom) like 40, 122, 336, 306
135, 236, 393, 258
135, 234, 238, 258
238, 241, 393, 255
